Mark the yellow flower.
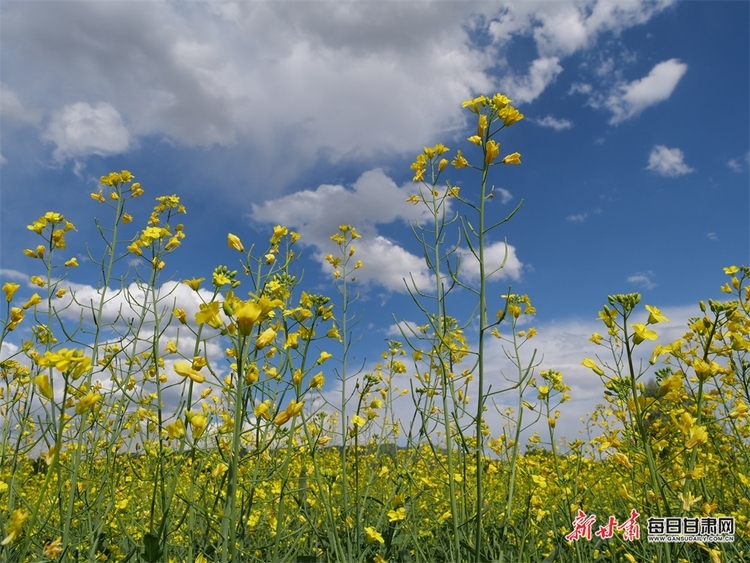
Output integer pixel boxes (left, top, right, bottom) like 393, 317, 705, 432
166, 419, 185, 440
190, 413, 207, 438
173, 308, 187, 324
183, 277, 205, 291
174, 360, 206, 384
22, 293, 42, 310
582, 358, 605, 376
309, 372, 325, 390
612, 452, 633, 469
364, 526, 384, 545
351, 415, 366, 428
499, 105, 524, 126
228, 233, 244, 252
42, 537, 64, 559
254, 401, 271, 419
461, 95, 488, 113
270, 225, 288, 244
212, 462, 229, 478
485, 139, 500, 164
477, 113, 488, 137
64, 257, 79, 267
255, 327, 277, 349
387, 507, 407, 522
90, 190, 106, 203
589, 332, 603, 345
1, 509, 29, 546
531, 475, 547, 488
195, 301, 223, 329
452, 150, 469, 169
7, 307, 24, 330
35, 375, 54, 400
164, 340, 178, 354
631, 323, 657, 345
685, 425, 708, 449
235, 301, 262, 336
274, 400, 304, 425
645, 304, 669, 324
317, 351, 333, 364
2, 282, 20, 302
490, 93, 511, 111
501, 152, 521, 165
75, 390, 102, 415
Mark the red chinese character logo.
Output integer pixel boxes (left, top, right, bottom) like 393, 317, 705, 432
565, 509, 597, 541
595, 515, 618, 540
618, 509, 641, 541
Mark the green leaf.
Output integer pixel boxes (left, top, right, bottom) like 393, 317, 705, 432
140, 533, 162, 563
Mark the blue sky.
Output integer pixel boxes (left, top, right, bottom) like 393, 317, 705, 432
1, 0, 748, 443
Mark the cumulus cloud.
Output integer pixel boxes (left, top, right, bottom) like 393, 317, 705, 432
500, 57, 563, 104
43, 102, 132, 161
534, 115, 573, 130
1, 1, 495, 177
456, 241, 523, 283
0, 0, 678, 187
646, 145, 694, 177
490, 1, 676, 58
605, 59, 687, 124
250, 169, 438, 292
250, 168, 524, 292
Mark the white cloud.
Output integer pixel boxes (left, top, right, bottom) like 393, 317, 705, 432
496, 187, 513, 204
569, 82, 593, 95
1, 1, 496, 176
707, 232, 718, 241
727, 150, 750, 173
646, 145, 694, 177
0, 268, 27, 282
1, 85, 42, 124
535, 115, 573, 131
251, 169, 525, 292
0, 1, 678, 185
385, 320, 422, 339
566, 212, 588, 223
456, 241, 523, 283
627, 271, 656, 290
605, 59, 687, 124
250, 169, 439, 292
43, 102, 132, 161
500, 57, 563, 104
490, 1, 675, 58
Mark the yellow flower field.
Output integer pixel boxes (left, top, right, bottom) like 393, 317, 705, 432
1, 95, 748, 563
